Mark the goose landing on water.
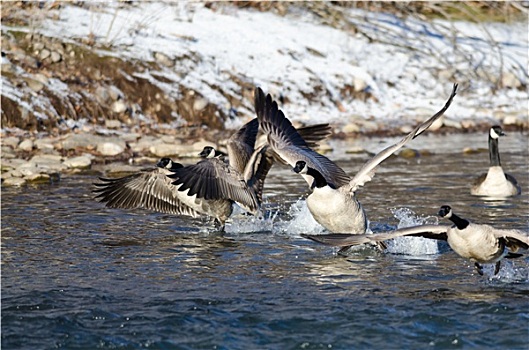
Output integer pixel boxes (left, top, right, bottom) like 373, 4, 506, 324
255, 84, 458, 238
302, 205, 529, 276
471, 125, 521, 198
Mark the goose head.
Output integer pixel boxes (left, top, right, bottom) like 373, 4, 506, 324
199, 146, 216, 158
157, 157, 173, 169
293, 160, 330, 189
293, 160, 309, 174
438, 205, 452, 218
156, 157, 183, 170
438, 205, 469, 229
490, 125, 505, 139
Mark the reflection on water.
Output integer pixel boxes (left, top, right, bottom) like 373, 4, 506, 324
2, 133, 528, 348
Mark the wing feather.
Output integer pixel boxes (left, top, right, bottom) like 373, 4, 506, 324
349, 83, 458, 192
169, 158, 259, 213
93, 168, 200, 217
227, 118, 259, 173
254, 87, 350, 188
301, 225, 451, 247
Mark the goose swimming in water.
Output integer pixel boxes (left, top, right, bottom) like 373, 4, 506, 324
256, 84, 458, 237
470, 125, 521, 197
302, 205, 529, 276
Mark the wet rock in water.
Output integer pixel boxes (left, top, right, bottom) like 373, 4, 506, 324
29, 154, 67, 172
18, 139, 34, 151
97, 140, 126, 156
25, 173, 51, 184
3, 177, 26, 187
2, 158, 27, 172
64, 155, 92, 169
399, 148, 420, 159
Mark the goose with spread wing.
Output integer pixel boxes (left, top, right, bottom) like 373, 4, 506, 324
302, 205, 529, 275
471, 125, 521, 197
256, 84, 458, 236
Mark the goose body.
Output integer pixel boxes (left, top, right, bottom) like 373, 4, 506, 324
471, 126, 521, 197
257, 84, 458, 237
302, 205, 529, 275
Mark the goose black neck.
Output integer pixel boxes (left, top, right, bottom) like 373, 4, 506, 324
448, 213, 469, 230
488, 135, 501, 167
307, 167, 328, 189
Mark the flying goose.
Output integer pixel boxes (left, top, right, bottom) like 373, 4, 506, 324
302, 205, 529, 275
470, 125, 521, 197
256, 84, 458, 236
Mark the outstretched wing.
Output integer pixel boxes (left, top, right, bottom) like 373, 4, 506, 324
494, 228, 529, 252
93, 167, 200, 217
169, 158, 259, 214
227, 118, 259, 174
348, 83, 458, 192
301, 224, 451, 247
243, 144, 275, 206
254, 87, 350, 188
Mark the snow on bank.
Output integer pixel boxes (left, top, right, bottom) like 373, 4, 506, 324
12, 3, 529, 129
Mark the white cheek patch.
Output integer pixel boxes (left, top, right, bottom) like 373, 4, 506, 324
490, 128, 500, 139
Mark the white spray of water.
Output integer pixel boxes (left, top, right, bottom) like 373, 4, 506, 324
384, 207, 442, 256
224, 204, 278, 234
273, 198, 326, 236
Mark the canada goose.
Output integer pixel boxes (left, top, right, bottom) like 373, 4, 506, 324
471, 125, 521, 197
256, 84, 458, 236
95, 119, 270, 230
302, 205, 529, 275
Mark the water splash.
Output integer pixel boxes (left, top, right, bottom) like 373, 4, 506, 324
384, 207, 443, 256
273, 198, 325, 236
225, 204, 278, 234
485, 260, 529, 284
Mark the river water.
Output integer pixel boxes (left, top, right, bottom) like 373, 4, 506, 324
2, 132, 528, 349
